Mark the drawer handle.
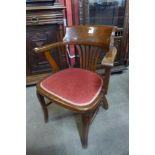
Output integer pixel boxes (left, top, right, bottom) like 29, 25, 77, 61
31, 16, 39, 23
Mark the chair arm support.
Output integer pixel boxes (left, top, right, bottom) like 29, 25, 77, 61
101, 47, 117, 67
34, 41, 66, 53
33, 41, 66, 73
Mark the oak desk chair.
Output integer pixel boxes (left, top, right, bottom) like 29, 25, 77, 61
34, 25, 117, 148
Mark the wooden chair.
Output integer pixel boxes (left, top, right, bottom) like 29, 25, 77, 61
34, 25, 117, 148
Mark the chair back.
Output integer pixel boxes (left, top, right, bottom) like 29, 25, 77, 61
63, 25, 116, 71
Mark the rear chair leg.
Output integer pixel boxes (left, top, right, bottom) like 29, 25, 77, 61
36, 92, 48, 123
102, 95, 109, 110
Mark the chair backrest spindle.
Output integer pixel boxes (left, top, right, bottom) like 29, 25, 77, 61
75, 45, 102, 71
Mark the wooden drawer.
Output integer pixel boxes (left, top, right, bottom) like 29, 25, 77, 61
26, 10, 64, 25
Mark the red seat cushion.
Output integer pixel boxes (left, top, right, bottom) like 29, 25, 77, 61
40, 68, 103, 106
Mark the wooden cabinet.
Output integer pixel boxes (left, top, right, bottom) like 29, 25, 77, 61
26, 2, 66, 85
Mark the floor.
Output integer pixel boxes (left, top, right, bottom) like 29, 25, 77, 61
26, 69, 129, 155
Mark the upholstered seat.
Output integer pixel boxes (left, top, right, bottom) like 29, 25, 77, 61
40, 68, 103, 106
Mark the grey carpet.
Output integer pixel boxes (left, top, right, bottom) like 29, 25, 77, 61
26, 70, 129, 155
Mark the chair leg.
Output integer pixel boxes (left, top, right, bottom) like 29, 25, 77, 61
81, 103, 102, 148
81, 112, 91, 148
102, 95, 109, 110
36, 92, 48, 123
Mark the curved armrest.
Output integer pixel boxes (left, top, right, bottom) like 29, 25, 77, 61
101, 47, 117, 67
34, 41, 66, 53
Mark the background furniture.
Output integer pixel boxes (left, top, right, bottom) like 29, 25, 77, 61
26, 1, 66, 85
34, 25, 117, 148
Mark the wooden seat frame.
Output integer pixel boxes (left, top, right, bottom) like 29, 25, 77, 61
34, 25, 117, 148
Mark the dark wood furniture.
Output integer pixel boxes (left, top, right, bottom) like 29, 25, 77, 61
34, 25, 117, 148
26, 1, 66, 85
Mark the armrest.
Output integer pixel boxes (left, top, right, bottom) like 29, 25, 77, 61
34, 41, 65, 53
101, 47, 117, 67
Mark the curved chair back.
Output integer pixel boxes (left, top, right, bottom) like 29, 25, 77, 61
63, 25, 116, 71
63, 25, 115, 49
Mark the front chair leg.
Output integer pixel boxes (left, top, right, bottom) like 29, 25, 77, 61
81, 112, 91, 148
36, 92, 48, 123
102, 94, 109, 110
